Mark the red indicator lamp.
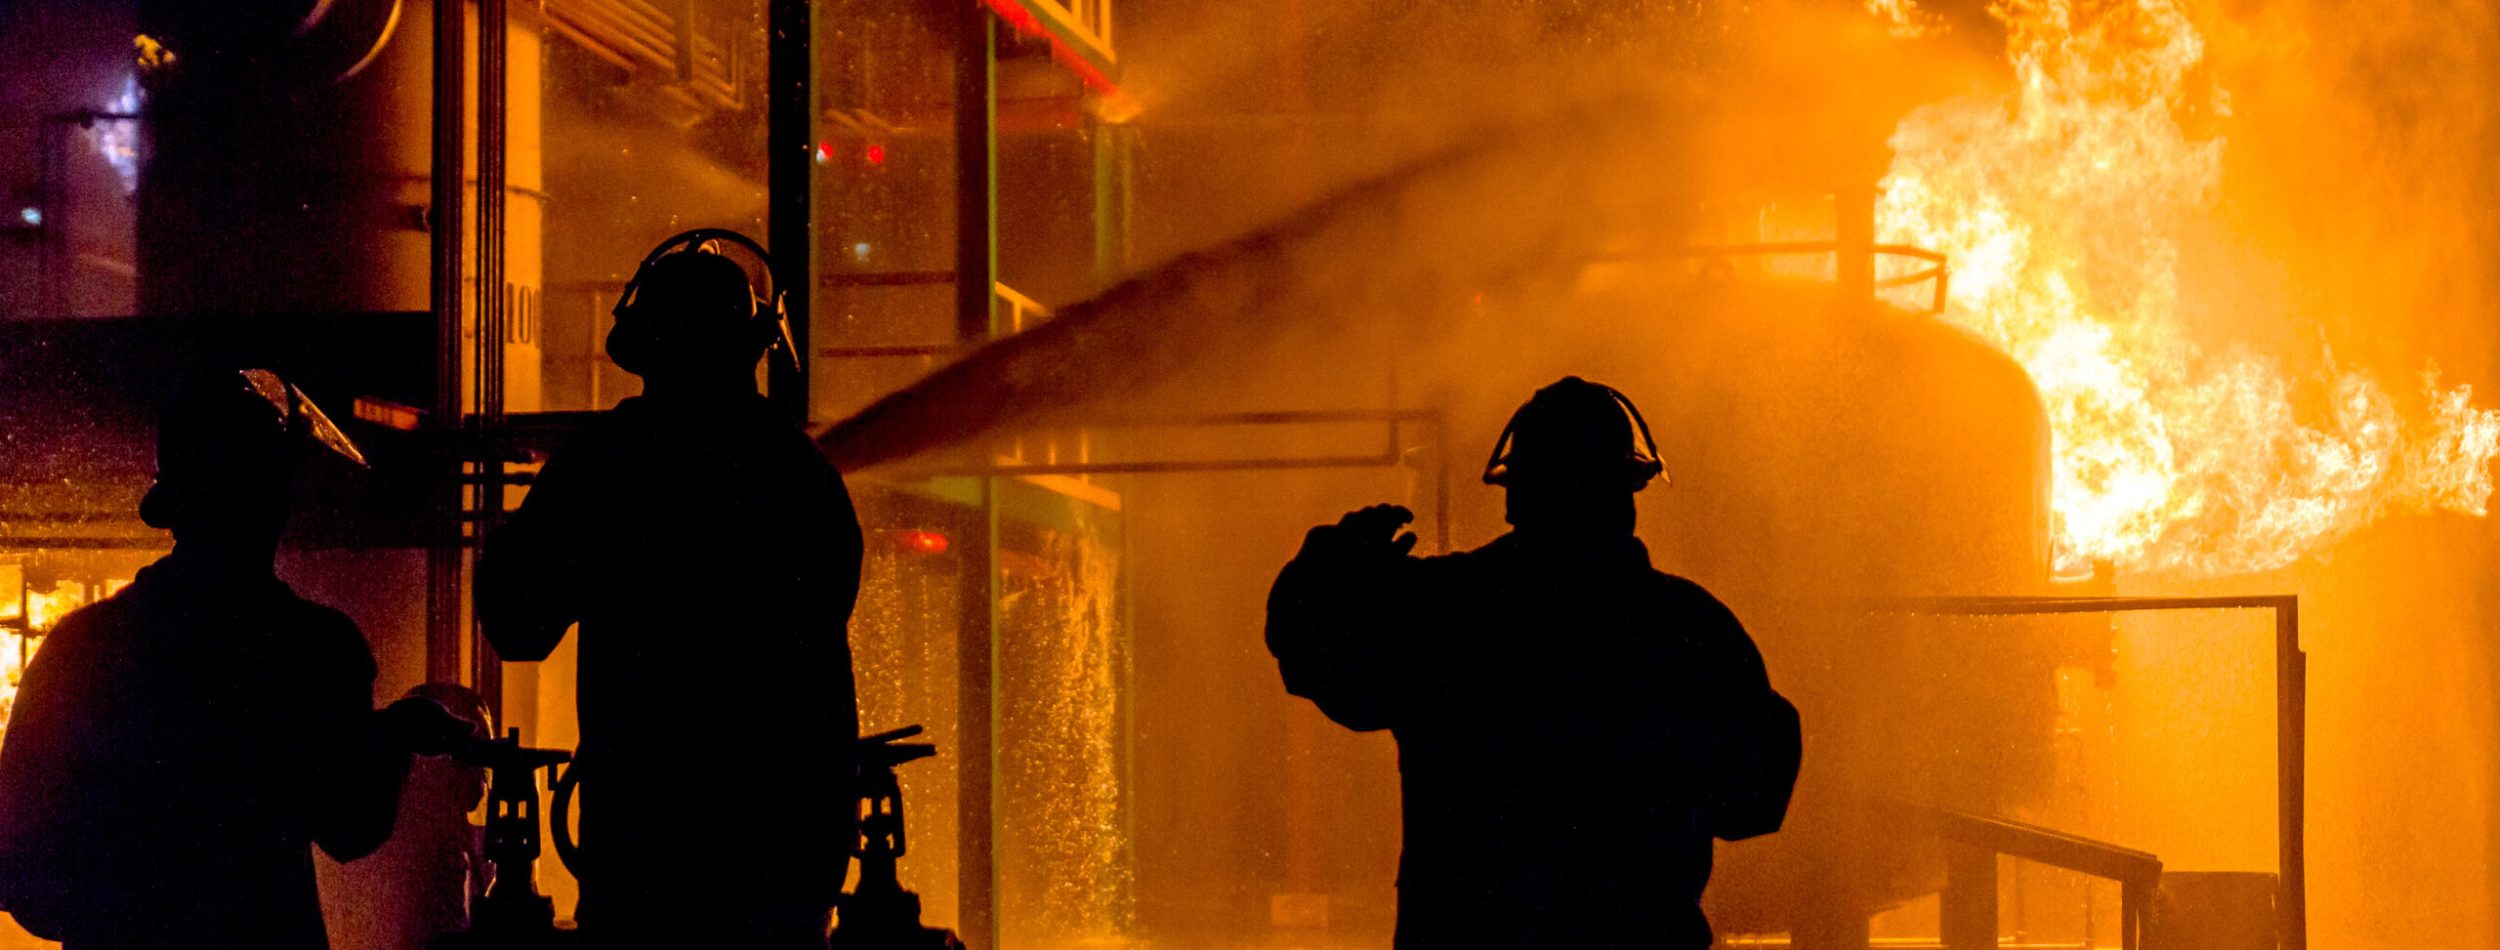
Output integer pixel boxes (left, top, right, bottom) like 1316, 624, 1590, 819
896, 529, 950, 555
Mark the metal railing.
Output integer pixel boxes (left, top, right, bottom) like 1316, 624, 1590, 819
1591, 242, 1952, 314
1879, 594, 2306, 950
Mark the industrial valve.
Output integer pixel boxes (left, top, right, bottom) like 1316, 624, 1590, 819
429, 728, 577, 950
828, 725, 963, 950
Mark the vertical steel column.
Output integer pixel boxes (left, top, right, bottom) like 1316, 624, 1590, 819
2119, 872, 2152, 950
956, 5, 1000, 946
2277, 600, 2306, 950
472, 0, 509, 709
767, 0, 814, 423
1941, 844, 1998, 950
1090, 123, 1131, 288
426, 0, 469, 685
956, 15, 999, 345
1089, 100, 1140, 929
34, 119, 64, 317
1835, 184, 1876, 308
956, 479, 1000, 949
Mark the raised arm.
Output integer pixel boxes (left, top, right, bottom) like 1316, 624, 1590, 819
476, 446, 596, 663
1265, 504, 1423, 732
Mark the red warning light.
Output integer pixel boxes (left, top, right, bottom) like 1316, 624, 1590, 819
896, 529, 949, 555
815, 142, 833, 164
864, 143, 887, 165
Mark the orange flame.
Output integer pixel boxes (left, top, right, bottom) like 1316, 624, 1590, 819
0, 581, 90, 746
1873, 0, 2500, 575
0, 629, 31, 746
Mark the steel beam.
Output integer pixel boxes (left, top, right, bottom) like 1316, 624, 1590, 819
955, 6, 1001, 946
767, 0, 813, 422
427, 0, 469, 686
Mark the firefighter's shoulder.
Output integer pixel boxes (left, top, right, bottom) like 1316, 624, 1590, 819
269, 591, 378, 678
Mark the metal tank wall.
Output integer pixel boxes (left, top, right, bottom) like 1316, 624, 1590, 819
1095, 271, 2065, 947
134, 0, 545, 416
1594, 280, 2065, 936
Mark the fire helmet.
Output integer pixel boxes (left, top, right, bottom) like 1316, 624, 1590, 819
139, 369, 367, 530
1481, 376, 1666, 493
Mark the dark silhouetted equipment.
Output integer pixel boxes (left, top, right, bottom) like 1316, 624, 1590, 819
427, 728, 576, 950
2149, 871, 2278, 950
829, 726, 963, 950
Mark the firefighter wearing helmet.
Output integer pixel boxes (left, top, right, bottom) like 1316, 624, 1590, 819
476, 231, 862, 948
1266, 376, 1801, 949
0, 370, 458, 949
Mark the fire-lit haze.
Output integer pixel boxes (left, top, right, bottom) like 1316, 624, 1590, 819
6, 0, 2500, 947
1876, 0, 2500, 576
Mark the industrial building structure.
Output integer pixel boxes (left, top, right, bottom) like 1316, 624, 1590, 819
0, 2, 2310, 949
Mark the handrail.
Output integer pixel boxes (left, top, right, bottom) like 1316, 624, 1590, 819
880, 408, 1454, 554
818, 281, 1052, 358
1930, 808, 2162, 881
1871, 594, 2305, 950
1923, 806, 2162, 950
1591, 240, 1954, 314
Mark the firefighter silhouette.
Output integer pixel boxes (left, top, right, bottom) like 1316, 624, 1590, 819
477, 231, 862, 949
1266, 376, 1802, 950
0, 369, 451, 949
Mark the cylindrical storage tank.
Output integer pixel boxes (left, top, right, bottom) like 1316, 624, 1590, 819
136, 0, 431, 316
1554, 277, 2060, 935
134, 0, 545, 418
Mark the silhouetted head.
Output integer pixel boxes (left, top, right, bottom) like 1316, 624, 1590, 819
606, 244, 778, 392
140, 369, 366, 563
1483, 376, 1664, 538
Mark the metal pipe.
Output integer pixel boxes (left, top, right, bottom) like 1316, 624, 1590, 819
2278, 600, 2306, 950
957, 18, 1000, 345
957, 481, 1000, 950
427, 0, 470, 686
35, 119, 64, 317
767, 0, 813, 423
883, 412, 1454, 555
474, 0, 510, 711
540, 16, 637, 71
1835, 185, 1877, 307
955, 7, 1000, 943
823, 270, 959, 287
674, 0, 696, 82
819, 344, 958, 359
897, 455, 1413, 477
566, 0, 678, 65
1075, 407, 1441, 427
1609, 241, 1949, 265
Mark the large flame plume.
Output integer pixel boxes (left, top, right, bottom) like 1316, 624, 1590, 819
1873, 0, 2500, 575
